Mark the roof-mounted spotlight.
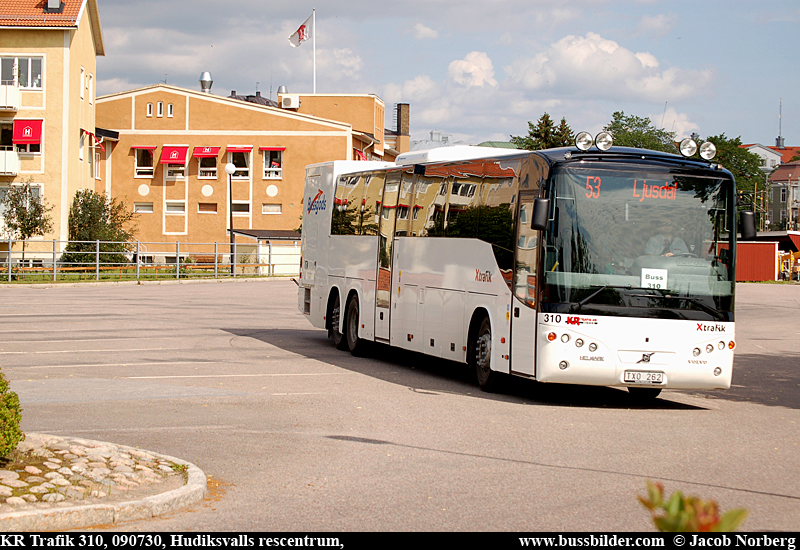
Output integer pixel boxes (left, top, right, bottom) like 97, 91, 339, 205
575, 132, 593, 151
679, 138, 698, 157
699, 141, 717, 160
595, 132, 613, 151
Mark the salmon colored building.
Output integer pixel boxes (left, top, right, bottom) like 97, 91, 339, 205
0, 0, 105, 261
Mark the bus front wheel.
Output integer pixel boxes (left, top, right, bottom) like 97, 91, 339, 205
471, 316, 499, 392
345, 295, 365, 356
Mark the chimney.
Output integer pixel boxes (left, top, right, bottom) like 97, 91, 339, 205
47, 0, 60, 9
199, 72, 213, 93
395, 103, 410, 154
777, 136, 785, 149
256, 91, 261, 98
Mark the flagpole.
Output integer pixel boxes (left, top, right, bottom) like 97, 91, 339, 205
312, 8, 316, 94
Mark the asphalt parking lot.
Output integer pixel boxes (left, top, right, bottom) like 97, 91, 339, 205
1, 279, 798, 531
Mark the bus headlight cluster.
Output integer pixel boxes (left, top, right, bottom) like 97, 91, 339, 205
694, 341, 735, 357
679, 138, 717, 160
547, 332, 597, 352
575, 131, 613, 151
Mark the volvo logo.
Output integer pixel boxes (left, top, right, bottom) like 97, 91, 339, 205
637, 352, 655, 363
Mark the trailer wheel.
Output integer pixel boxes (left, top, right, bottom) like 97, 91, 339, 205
329, 294, 347, 350
471, 315, 498, 392
345, 295, 365, 356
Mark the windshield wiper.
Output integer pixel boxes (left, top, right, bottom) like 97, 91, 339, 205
629, 290, 727, 322
569, 285, 633, 313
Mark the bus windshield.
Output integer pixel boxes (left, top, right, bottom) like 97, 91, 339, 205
541, 163, 735, 320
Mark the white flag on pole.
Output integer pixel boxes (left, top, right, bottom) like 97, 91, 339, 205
288, 13, 313, 47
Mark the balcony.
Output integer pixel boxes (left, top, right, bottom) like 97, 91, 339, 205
0, 83, 21, 112
0, 148, 19, 176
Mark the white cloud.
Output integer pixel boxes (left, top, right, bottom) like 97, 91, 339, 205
504, 32, 713, 102
653, 106, 700, 139
412, 23, 438, 40
448, 52, 498, 88
635, 14, 678, 39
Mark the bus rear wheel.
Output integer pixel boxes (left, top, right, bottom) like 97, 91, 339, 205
345, 296, 365, 355
329, 294, 347, 350
471, 316, 498, 392
628, 387, 662, 401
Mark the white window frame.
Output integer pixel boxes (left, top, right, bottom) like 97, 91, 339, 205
157, 101, 164, 117
79, 132, 84, 161
167, 103, 174, 118
134, 149, 155, 178
134, 202, 154, 213
95, 151, 101, 179
146, 103, 153, 117
88, 74, 93, 104
231, 201, 250, 216
198, 157, 217, 179
165, 201, 186, 214
262, 150, 283, 179
166, 163, 185, 179
262, 203, 282, 215
230, 152, 250, 180
781, 187, 787, 203
80, 67, 84, 100
1, 56, 43, 89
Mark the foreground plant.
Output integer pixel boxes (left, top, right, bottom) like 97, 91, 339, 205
639, 481, 748, 532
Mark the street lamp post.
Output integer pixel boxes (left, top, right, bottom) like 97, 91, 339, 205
224, 162, 236, 273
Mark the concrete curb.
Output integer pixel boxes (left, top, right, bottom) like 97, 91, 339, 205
0, 436, 207, 531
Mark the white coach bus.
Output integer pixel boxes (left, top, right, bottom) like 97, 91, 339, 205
298, 135, 756, 398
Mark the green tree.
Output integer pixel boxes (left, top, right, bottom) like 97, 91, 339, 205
603, 111, 678, 154
0, 179, 54, 264
511, 113, 574, 150
702, 134, 764, 193
59, 190, 137, 266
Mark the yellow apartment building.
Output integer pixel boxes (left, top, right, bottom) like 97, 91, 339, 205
0, 0, 105, 262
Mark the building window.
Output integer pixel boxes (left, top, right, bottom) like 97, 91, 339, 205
157, 102, 164, 117
167, 103, 174, 117
80, 67, 84, 99
397, 206, 409, 220
230, 152, 249, 179
165, 201, 185, 214
88, 74, 93, 104
79, 132, 84, 160
781, 187, 787, 203
198, 202, 217, 213
262, 203, 282, 214
232, 202, 250, 215
146, 103, 153, 117
0, 185, 42, 216
1, 57, 43, 89
134, 202, 154, 213
198, 157, 217, 179
95, 151, 101, 179
166, 164, 185, 179
135, 149, 155, 177
262, 150, 283, 179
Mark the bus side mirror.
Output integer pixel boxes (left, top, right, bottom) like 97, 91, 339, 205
740, 211, 756, 240
531, 198, 550, 231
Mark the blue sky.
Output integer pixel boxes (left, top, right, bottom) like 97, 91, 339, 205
96, 0, 800, 147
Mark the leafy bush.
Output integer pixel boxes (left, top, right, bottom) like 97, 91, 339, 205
639, 481, 747, 532
0, 371, 24, 458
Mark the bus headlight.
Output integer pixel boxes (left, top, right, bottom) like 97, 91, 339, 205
575, 338, 584, 347
714, 367, 722, 376
679, 138, 698, 157
705, 344, 714, 353
595, 132, 613, 151
561, 334, 570, 343
718, 341, 725, 350
693, 347, 701, 357
548, 332, 557, 341
588, 343, 597, 352
559, 361, 569, 370
575, 132, 593, 151
699, 141, 717, 160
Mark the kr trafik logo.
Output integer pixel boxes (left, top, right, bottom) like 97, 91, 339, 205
475, 269, 492, 283
697, 323, 726, 332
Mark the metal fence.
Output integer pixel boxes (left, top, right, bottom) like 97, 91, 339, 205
1, 238, 300, 283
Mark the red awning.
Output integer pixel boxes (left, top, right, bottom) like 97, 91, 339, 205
227, 146, 253, 153
160, 146, 189, 164
12, 120, 42, 145
193, 146, 220, 158
259, 146, 286, 151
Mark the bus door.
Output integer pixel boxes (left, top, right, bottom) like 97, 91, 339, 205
375, 172, 401, 341
510, 189, 541, 377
